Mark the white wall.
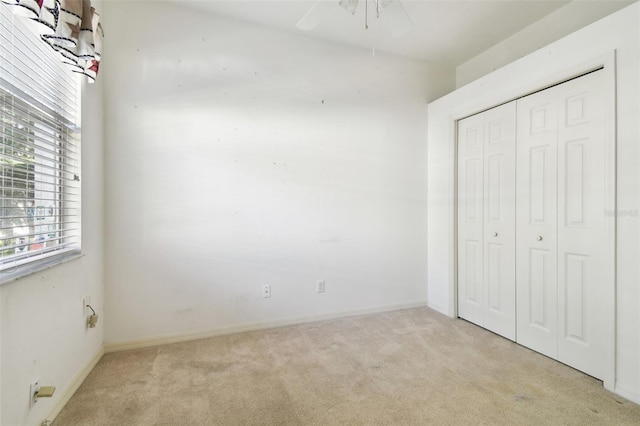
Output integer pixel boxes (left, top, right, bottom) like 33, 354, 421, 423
455, 0, 636, 88
427, 3, 639, 402
103, 1, 453, 347
0, 44, 105, 426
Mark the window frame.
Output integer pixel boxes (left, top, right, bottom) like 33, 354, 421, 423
0, 4, 82, 284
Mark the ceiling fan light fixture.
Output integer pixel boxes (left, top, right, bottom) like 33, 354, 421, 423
297, 0, 413, 38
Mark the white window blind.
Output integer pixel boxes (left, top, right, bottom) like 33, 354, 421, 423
0, 3, 81, 282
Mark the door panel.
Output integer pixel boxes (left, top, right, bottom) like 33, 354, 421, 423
564, 252, 588, 344
463, 240, 481, 304
528, 247, 552, 332
458, 117, 484, 325
556, 71, 606, 380
529, 147, 550, 224
465, 159, 482, 220
482, 103, 516, 340
487, 155, 503, 222
486, 243, 502, 311
564, 140, 587, 226
457, 102, 516, 340
516, 90, 558, 359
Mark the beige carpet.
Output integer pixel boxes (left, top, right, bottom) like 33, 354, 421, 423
54, 307, 640, 425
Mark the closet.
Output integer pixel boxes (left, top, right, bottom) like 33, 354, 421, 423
457, 69, 610, 380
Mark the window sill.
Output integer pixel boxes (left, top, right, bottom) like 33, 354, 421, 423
0, 251, 84, 285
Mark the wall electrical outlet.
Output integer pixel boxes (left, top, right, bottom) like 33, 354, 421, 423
317, 280, 325, 293
262, 284, 271, 298
30, 379, 40, 407
83, 296, 91, 315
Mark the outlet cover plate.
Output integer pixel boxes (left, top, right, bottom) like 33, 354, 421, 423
83, 296, 91, 315
30, 379, 40, 407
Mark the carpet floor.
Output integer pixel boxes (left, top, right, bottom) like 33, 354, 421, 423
54, 307, 640, 425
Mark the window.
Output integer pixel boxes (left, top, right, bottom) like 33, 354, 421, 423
0, 4, 81, 282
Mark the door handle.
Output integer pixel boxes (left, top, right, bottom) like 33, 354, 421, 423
493, 232, 498, 237
537, 235, 543, 241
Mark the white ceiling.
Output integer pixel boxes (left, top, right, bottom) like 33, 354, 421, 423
180, 0, 634, 66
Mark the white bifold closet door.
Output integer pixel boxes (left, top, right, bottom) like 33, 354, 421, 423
457, 102, 516, 341
516, 69, 607, 380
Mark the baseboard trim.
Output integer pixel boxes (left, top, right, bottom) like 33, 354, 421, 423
427, 301, 451, 317
104, 301, 429, 353
614, 382, 640, 405
40, 346, 105, 426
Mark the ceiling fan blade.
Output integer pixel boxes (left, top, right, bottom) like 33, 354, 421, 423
296, 1, 336, 31
339, 0, 359, 15
378, 0, 413, 37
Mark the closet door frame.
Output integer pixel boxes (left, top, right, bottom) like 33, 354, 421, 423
452, 52, 616, 390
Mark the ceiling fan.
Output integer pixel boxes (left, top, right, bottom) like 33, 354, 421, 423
297, 0, 413, 38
